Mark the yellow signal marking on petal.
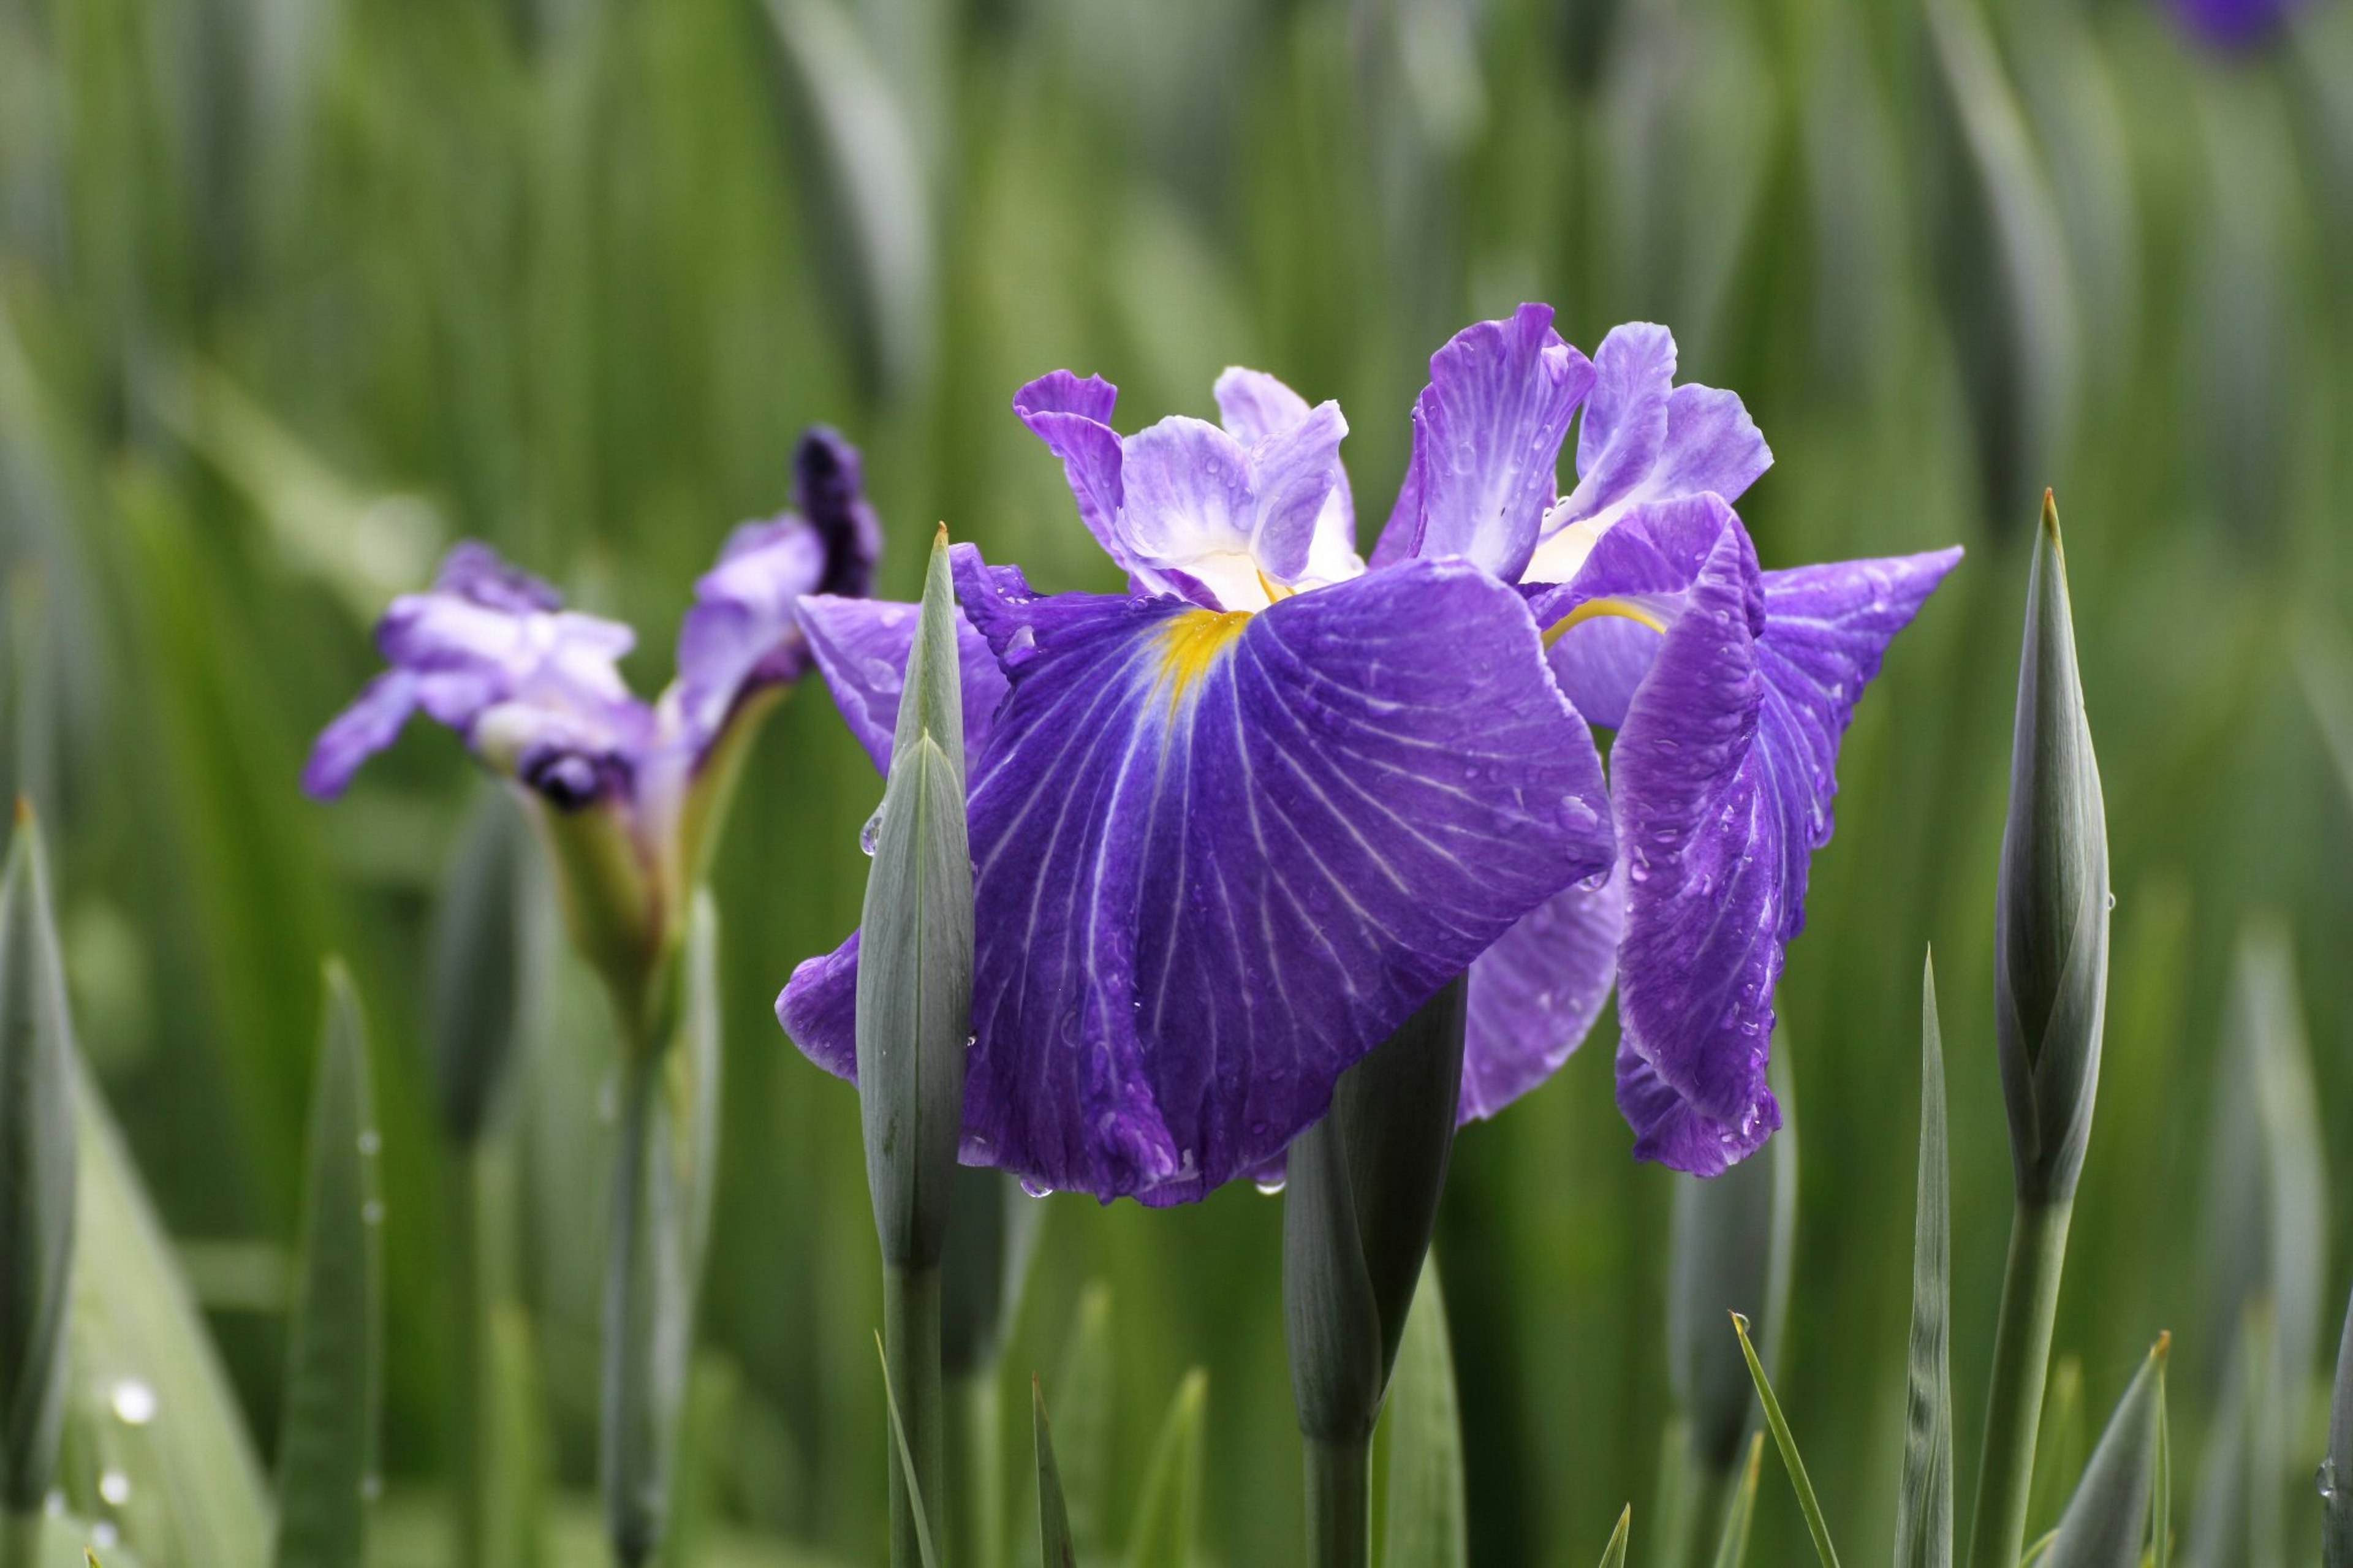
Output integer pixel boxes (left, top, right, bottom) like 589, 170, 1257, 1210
1154, 608, 1252, 708
1540, 596, 1667, 649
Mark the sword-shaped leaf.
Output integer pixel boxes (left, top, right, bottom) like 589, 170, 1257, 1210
873, 1335, 940, 1568
270, 963, 382, 1568
1381, 1259, 1466, 1568
1894, 952, 1953, 1568
1032, 1377, 1074, 1568
2044, 1336, 2168, 1568
1053, 1285, 1114, 1559
1730, 1313, 1840, 1568
1124, 1371, 1206, 1568
1597, 1505, 1631, 1568
2327, 1282, 2353, 1565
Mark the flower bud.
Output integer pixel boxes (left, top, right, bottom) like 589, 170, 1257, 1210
1284, 974, 1466, 1443
857, 526, 973, 1272
798, 426, 884, 600
1995, 492, 2110, 1208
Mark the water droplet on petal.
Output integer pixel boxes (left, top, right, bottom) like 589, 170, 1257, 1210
1253, 1176, 1287, 1196
110, 1378, 158, 1426
1018, 1179, 1054, 1199
2320, 1458, 2337, 1499
99, 1468, 132, 1507
858, 803, 885, 856
2103, 890, 2116, 911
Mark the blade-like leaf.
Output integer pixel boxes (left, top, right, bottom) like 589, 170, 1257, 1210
2045, 1336, 2168, 1568
1599, 1505, 1632, 1568
1124, 1371, 1207, 1568
1381, 1259, 1466, 1568
1054, 1285, 1114, 1559
1730, 1313, 1840, 1568
873, 1335, 940, 1568
1033, 1378, 1074, 1568
271, 963, 383, 1568
1, 804, 76, 1513
1895, 952, 1953, 1568
1710, 1434, 1766, 1568
2026, 1359, 2083, 1542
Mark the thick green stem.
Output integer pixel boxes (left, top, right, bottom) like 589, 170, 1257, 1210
446, 1142, 488, 1568
1966, 1199, 2072, 1568
945, 1373, 1002, 1568
602, 1050, 663, 1568
1305, 1432, 1372, 1568
885, 1265, 945, 1568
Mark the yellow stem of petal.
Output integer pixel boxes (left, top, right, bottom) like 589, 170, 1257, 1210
1540, 596, 1668, 649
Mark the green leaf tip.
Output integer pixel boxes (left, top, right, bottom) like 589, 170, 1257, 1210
2043, 1333, 2167, 1568
1033, 1375, 1076, 1568
874, 1331, 942, 1568
1596, 1504, 1631, 1568
1895, 950, 1955, 1568
1729, 1313, 1841, 1568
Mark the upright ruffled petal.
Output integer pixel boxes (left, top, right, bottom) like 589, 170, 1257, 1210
301, 670, 422, 799
671, 517, 830, 757
1014, 372, 1127, 557
797, 594, 1012, 775
1461, 866, 1624, 1121
1375, 305, 1594, 581
1241, 400, 1348, 585
781, 551, 1615, 1203
1216, 368, 1361, 585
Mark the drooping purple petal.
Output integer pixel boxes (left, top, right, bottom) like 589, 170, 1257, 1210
1461, 866, 1624, 1122
301, 670, 422, 799
1014, 372, 1126, 556
1375, 305, 1594, 581
778, 931, 860, 1079
779, 551, 1615, 1203
797, 593, 1012, 775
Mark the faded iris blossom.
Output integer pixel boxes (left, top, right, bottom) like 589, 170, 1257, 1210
781, 306, 1956, 1199
307, 429, 881, 1034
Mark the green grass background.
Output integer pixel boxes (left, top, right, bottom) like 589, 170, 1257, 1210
3, 0, 2352, 1561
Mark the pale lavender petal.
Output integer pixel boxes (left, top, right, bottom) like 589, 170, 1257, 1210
1218, 368, 1360, 585
1381, 304, 1594, 580
1563, 322, 1677, 520
1115, 417, 1254, 581
301, 670, 421, 799
797, 593, 1012, 775
1014, 371, 1126, 555
1243, 400, 1347, 583
672, 516, 828, 754
433, 541, 562, 613
1461, 865, 1624, 1121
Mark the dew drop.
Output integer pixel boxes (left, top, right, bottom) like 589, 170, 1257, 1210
2320, 1458, 2337, 1499
1018, 1178, 1054, 1199
357, 1129, 382, 1157
858, 804, 885, 856
2103, 890, 2117, 911
110, 1378, 158, 1426
98, 1468, 132, 1507
1253, 1176, 1287, 1196
362, 1200, 386, 1226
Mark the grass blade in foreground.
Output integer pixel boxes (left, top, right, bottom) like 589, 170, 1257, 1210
271, 964, 383, 1568
874, 1335, 940, 1568
1033, 1378, 1074, 1568
1730, 1313, 1839, 1568
1598, 1505, 1631, 1568
1708, 1434, 1765, 1568
2044, 1336, 2167, 1568
1895, 953, 1953, 1568
0, 806, 75, 1568
1124, 1371, 1207, 1568
1381, 1259, 1466, 1568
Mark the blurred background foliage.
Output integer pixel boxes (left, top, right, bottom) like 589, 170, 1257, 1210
1, 0, 2351, 1561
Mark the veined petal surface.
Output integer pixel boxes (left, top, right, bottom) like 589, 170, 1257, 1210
797, 593, 1013, 775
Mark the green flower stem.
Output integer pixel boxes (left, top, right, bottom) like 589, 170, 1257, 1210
884, 1265, 946, 1568
446, 1142, 488, 1568
1966, 1198, 2073, 1568
1305, 1432, 1372, 1568
602, 1047, 662, 1568
945, 1372, 1003, 1568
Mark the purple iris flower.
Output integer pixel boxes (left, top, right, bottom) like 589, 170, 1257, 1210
1376, 306, 1960, 1175
779, 368, 1618, 1205
305, 428, 881, 918
2168, 0, 2305, 48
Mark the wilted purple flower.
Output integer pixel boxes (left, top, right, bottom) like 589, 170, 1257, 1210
1378, 307, 1960, 1175
779, 370, 1616, 1205
2167, 0, 2305, 49
307, 428, 881, 986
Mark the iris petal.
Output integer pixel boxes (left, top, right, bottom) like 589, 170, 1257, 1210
797, 594, 1012, 775
1461, 866, 1624, 1122
779, 551, 1615, 1202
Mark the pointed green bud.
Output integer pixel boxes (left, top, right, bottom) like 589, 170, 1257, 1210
0, 801, 75, 1518
1669, 1040, 1797, 1478
2045, 1335, 2167, 1568
427, 786, 552, 1145
1283, 974, 1466, 1445
1995, 492, 2109, 1208
858, 525, 972, 1273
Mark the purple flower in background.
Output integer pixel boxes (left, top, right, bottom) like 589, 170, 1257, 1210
1377, 307, 1959, 1175
2167, 0, 2305, 49
306, 428, 881, 969
779, 370, 1616, 1204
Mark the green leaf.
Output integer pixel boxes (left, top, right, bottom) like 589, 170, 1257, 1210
1051, 1285, 1114, 1559
873, 1335, 940, 1568
67, 1061, 271, 1568
2327, 1282, 2353, 1565
1, 804, 77, 1512
271, 962, 383, 1568
1381, 1259, 1466, 1568
857, 528, 973, 1274
2044, 1336, 2167, 1568
1031, 1378, 1074, 1568
1708, 1434, 1765, 1568
1894, 953, 1953, 1568
1597, 1505, 1631, 1568
1124, 1370, 1206, 1568
1729, 1313, 1839, 1568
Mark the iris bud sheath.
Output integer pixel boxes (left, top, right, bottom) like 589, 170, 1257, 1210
1967, 493, 2110, 1568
